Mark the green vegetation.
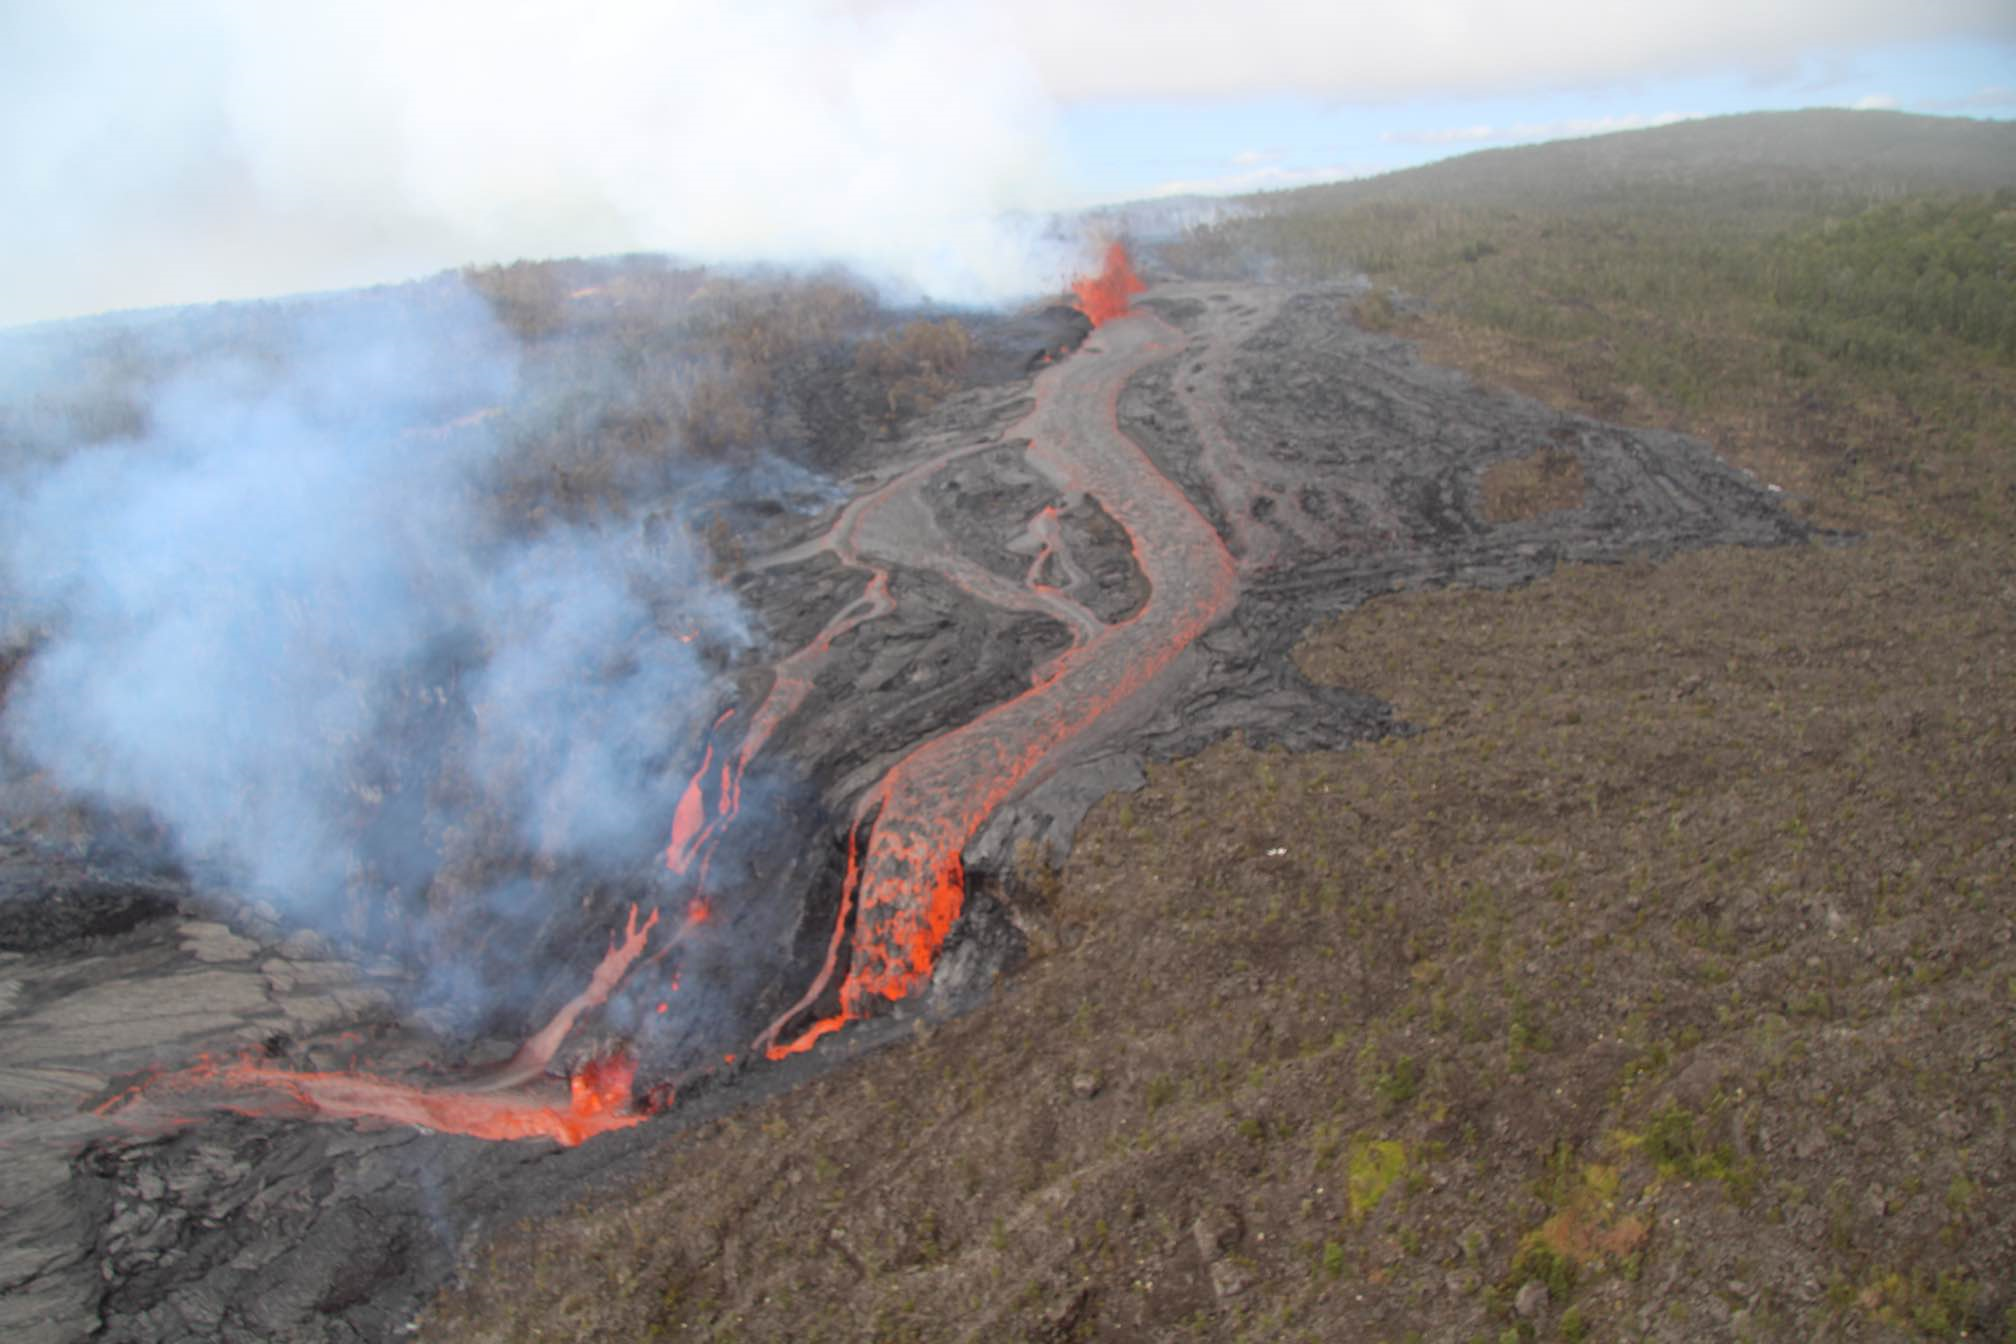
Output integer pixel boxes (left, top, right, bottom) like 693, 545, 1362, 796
1764, 194, 2016, 356
1170, 114, 2015, 544
1345, 1137, 1409, 1218
1508, 1241, 1577, 1302
1639, 1103, 1702, 1175
1372, 1054, 1421, 1110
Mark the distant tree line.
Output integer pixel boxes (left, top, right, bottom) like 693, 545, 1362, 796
1166, 189, 2015, 379
1762, 191, 2016, 359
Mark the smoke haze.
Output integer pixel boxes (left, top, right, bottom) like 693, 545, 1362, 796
2, 1, 1073, 326
5, 2, 2007, 325
0, 283, 745, 971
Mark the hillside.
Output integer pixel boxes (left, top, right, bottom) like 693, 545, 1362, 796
417, 117, 2015, 1342
1254, 109, 2016, 224
2, 108, 2010, 1343
1166, 111, 2016, 546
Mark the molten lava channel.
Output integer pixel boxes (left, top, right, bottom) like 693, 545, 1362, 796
108, 243, 1219, 1148
754, 242, 1237, 1055
104, 905, 668, 1148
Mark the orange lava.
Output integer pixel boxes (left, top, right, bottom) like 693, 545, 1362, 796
104, 905, 665, 1147
1071, 242, 1146, 326
666, 742, 711, 869
666, 707, 737, 875
210, 1052, 647, 1147
567, 1051, 639, 1117
760, 297, 1239, 1058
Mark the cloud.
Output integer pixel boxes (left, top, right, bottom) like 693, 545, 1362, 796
1382, 124, 1500, 147
1, 1, 1081, 326
7, 1, 2012, 324
1382, 111, 1693, 147
1011, 2, 2016, 100
1853, 93, 1902, 110
1915, 84, 2016, 110
1140, 163, 1376, 199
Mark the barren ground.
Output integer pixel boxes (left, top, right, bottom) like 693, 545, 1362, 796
420, 277, 2011, 1343
422, 546, 2013, 1344
3, 249, 2009, 1342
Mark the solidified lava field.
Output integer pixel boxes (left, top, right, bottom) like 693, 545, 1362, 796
0, 273, 1807, 1342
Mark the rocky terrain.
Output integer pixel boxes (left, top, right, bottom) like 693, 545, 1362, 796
0, 266, 1828, 1341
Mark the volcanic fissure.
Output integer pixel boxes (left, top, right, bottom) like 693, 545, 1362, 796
6, 238, 1819, 1342
98, 242, 1193, 1144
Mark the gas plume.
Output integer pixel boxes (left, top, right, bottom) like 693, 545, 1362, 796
3, 1, 1081, 327
0, 282, 745, 1014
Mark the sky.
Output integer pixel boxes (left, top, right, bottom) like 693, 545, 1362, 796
3, 1, 2012, 326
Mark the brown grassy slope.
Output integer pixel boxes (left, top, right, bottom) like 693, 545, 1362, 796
1256, 109, 2016, 224
424, 193, 2014, 1342
422, 534, 2013, 1344
1181, 115, 2016, 552
426, 409, 2014, 1344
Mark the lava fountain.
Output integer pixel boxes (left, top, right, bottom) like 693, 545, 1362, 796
1070, 241, 1147, 327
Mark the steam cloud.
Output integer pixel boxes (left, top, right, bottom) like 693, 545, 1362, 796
0, 283, 745, 961
3, 1, 1077, 326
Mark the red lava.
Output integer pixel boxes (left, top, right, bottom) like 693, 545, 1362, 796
1071, 242, 1147, 327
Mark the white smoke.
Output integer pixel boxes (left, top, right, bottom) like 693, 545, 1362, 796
2, 1, 1079, 327
0, 281, 745, 942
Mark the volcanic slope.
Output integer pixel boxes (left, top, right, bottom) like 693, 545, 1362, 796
408, 278, 1822, 1343
409, 282, 1830, 1344
1239, 107, 2016, 223
642, 272, 1802, 1084
18, 270, 1811, 1342
421, 243, 2011, 1340
433, 118, 2008, 1341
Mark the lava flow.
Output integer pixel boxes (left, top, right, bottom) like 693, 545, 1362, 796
102, 905, 664, 1147
109, 242, 1222, 1148
666, 706, 740, 879
755, 248, 1239, 1056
